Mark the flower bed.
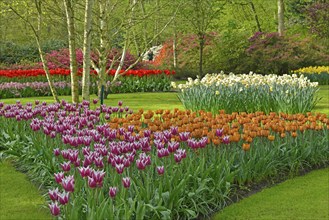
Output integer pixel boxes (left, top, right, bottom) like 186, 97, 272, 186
292, 66, 329, 85
0, 81, 71, 98
0, 101, 328, 219
0, 68, 175, 79
0, 69, 175, 98
172, 72, 320, 114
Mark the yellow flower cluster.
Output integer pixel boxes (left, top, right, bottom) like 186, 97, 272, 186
293, 66, 329, 75
171, 72, 318, 90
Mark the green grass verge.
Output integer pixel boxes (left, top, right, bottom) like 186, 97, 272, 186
0, 160, 51, 220
0, 92, 183, 111
213, 168, 329, 220
313, 85, 329, 115
1, 85, 327, 114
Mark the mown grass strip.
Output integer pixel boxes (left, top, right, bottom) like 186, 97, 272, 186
213, 168, 329, 220
0, 160, 51, 220
313, 85, 329, 115
0, 92, 183, 111
1, 85, 328, 114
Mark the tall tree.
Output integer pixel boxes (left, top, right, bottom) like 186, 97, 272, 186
63, 0, 79, 103
6, 0, 60, 103
278, 0, 285, 36
182, 0, 226, 77
82, 0, 94, 101
228, 0, 263, 33
249, 1, 262, 32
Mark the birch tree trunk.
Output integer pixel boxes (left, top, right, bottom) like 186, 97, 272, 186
64, 0, 79, 103
278, 0, 284, 36
173, 18, 177, 68
37, 39, 60, 103
97, 0, 108, 100
92, 0, 180, 99
8, 1, 59, 103
36, 0, 60, 103
82, 0, 94, 101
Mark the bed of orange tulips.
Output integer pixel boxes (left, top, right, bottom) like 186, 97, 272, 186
109, 109, 329, 151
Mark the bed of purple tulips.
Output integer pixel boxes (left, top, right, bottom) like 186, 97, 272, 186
0, 73, 172, 98
0, 100, 328, 220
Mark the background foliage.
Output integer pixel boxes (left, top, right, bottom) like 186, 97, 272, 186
0, 0, 328, 78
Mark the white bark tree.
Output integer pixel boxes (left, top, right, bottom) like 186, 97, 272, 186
63, 0, 79, 103
82, 0, 94, 101
278, 0, 285, 36
172, 18, 177, 68
6, 0, 60, 103
90, 0, 180, 100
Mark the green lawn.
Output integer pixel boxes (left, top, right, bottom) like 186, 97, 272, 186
213, 168, 329, 220
2, 85, 328, 114
0, 92, 183, 111
0, 160, 51, 220
0, 85, 328, 219
314, 85, 329, 115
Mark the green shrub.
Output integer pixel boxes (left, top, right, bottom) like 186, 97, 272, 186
0, 40, 67, 65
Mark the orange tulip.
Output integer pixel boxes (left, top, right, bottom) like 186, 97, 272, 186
242, 143, 250, 151
291, 132, 297, 138
267, 135, 275, 141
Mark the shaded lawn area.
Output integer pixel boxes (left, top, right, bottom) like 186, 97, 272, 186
0, 160, 51, 220
212, 168, 329, 220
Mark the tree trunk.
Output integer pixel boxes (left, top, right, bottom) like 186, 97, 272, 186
82, 0, 94, 101
34, 0, 59, 103
97, 0, 108, 100
113, 42, 128, 83
173, 18, 177, 68
249, 1, 262, 32
278, 0, 284, 36
199, 35, 205, 77
14, 0, 59, 103
154, 0, 160, 45
36, 39, 60, 103
140, 0, 148, 49
64, 0, 79, 103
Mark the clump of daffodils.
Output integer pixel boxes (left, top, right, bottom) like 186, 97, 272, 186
173, 72, 318, 90
293, 66, 329, 75
292, 66, 329, 85
173, 72, 320, 114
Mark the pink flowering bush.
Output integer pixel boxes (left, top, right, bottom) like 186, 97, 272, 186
45, 48, 146, 70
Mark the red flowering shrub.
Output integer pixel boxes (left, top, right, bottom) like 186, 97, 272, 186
245, 32, 329, 74
152, 33, 219, 78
